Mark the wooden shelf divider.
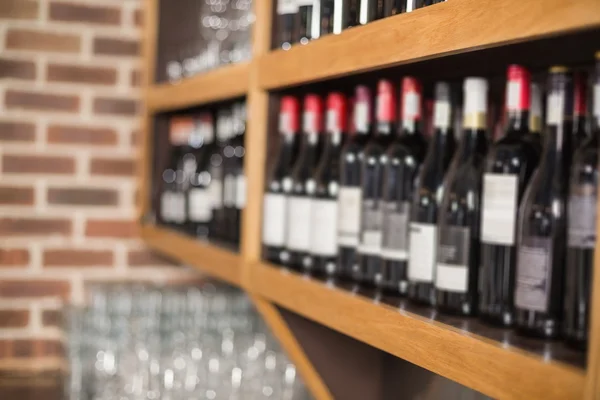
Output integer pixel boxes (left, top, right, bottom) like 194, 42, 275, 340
139, 224, 243, 288
145, 61, 251, 113
250, 262, 586, 400
257, 0, 600, 90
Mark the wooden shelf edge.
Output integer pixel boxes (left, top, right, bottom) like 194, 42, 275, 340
146, 62, 251, 113
251, 262, 585, 400
257, 0, 600, 89
139, 224, 243, 287
251, 295, 334, 400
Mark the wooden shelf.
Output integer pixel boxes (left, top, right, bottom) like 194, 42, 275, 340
139, 224, 242, 287
251, 262, 586, 400
145, 62, 251, 112
257, 0, 600, 90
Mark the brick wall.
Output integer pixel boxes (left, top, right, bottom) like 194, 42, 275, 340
0, 0, 196, 365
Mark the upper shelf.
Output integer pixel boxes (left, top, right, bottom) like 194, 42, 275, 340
251, 262, 586, 400
140, 224, 243, 287
257, 0, 600, 90
145, 62, 250, 113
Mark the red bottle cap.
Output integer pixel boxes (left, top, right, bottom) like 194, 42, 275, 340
169, 116, 194, 145
376, 79, 397, 123
401, 76, 422, 121
506, 64, 531, 111
303, 94, 323, 133
326, 92, 347, 132
280, 96, 300, 134
574, 71, 587, 116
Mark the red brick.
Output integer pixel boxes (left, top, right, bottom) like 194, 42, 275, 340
2, 339, 65, 357
47, 63, 117, 85
49, 2, 121, 25
0, 280, 71, 299
130, 69, 142, 87
0, 0, 39, 20
43, 249, 113, 267
0, 249, 30, 266
0, 58, 36, 80
0, 218, 71, 237
93, 97, 138, 116
0, 186, 34, 205
131, 129, 141, 147
2, 154, 75, 174
0, 309, 29, 328
133, 8, 143, 27
0, 121, 36, 142
90, 157, 136, 176
85, 219, 138, 238
47, 187, 118, 206
41, 309, 62, 327
6, 28, 80, 53
5, 90, 79, 113
93, 37, 139, 57
128, 249, 175, 266
47, 124, 118, 146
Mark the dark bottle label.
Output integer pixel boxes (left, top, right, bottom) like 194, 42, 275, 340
568, 186, 597, 249
359, 198, 383, 255
515, 236, 552, 312
381, 201, 410, 261
435, 226, 470, 293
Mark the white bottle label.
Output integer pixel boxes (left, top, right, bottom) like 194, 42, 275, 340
286, 196, 312, 251
310, 199, 338, 256
161, 191, 172, 222
223, 175, 235, 207
354, 102, 369, 133
435, 226, 471, 292
235, 175, 246, 209
262, 193, 287, 247
277, 0, 298, 15
433, 101, 451, 129
594, 83, 600, 119
210, 179, 223, 209
546, 92, 564, 126
481, 174, 518, 245
188, 188, 211, 222
171, 192, 186, 223
337, 187, 362, 247
408, 223, 437, 282
506, 81, 521, 110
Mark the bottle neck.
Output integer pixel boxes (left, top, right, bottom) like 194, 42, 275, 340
400, 118, 422, 136
375, 121, 395, 137
456, 128, 487, 163
506, 109, 530, 135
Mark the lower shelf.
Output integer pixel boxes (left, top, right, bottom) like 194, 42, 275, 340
251, 262, 586, 400
139, 224, 242, 287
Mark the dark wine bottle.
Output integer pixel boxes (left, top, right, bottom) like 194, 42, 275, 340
225, 102, 246, 247
286, 94, 324, 270
187, 113, 215, 239
296, 0, 316, 44
525, 82, 543, 156
564, 56, 599, 349
430, 78, 489, 312
319, 0, 336, 37
337, 86, 372, 281
379, 77, 428, 291
573, 71, 589, 150
478, 66, 539, 324
306, 92, 348, 276
398, 83, 456, 296
262, 96, 301, 264
209, 109, 232, 241
358, 80, 397, 283
514, 66, 574, 339
276, 0, 299, 50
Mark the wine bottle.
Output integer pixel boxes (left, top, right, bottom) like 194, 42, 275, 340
335, 0, 360, 32
564, 55, 599, 349
358, 80, 397, 283
160, 117, 194, 228
228, 102, 247, 247
286, 94, 324, 270
478, 65, 539, 324
338, 86, 372, 281
297, 0, 316, 44
573, 71, 589, 150
187, 113, 216, 239
306, 92, 348, 275
525, 82, 543, 156
358, 0, 383, 24
379, 77, 428, 291
262, 96, 301, 264
514, 66, 573, 339
429, 78, 488, 312
320, 0, 335, 37
277, 0, 299, 50
209, 109, 232, 241
399, 83, 456, 296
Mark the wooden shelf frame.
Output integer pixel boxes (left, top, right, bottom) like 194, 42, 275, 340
138, 0, 600, 399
